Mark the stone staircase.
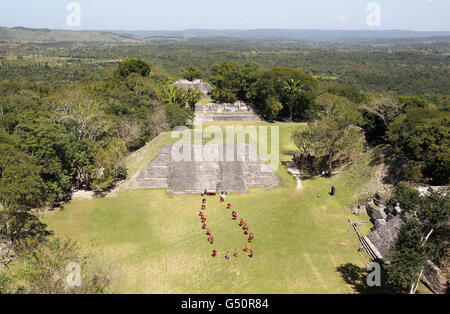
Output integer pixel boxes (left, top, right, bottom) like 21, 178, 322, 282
132, 144, 279, 194
132, 145, 170, 189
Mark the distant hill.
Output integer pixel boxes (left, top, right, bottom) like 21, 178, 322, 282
1, 26, 449, 43
0, 26, 138, 43
113, 29, 450, 41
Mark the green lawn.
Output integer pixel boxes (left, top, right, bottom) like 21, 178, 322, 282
44, 122, 375, 293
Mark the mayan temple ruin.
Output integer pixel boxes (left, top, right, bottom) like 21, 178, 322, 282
132, 144, 279, 194
194, 101, 261, 124
172, 79, 213, 96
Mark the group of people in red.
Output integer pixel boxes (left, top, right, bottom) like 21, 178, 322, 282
199, 197, 214, 244
217, 247, 254, 260
238, 216, 255, 243
212, 247, 254, 259
216, 192, 255, 259
200, 191, 255, 259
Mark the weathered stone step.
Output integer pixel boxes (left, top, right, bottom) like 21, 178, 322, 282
133, 144, 279, 194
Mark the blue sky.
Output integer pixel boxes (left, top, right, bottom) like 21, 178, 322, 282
0, 0, 449, 31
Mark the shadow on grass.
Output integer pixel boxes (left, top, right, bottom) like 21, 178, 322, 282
336, 263, 396, 294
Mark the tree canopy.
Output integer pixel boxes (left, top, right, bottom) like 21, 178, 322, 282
292, 94, 364, 173
388, 108, 450, 185
183, 66, 203, 81
117, 58, 151, 78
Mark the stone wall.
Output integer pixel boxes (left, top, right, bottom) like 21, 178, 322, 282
195, 101, 254, 113
172, 79, 213, 96
194, 101, 261, 123
421, 260, 448, 294
195, 113, 261, 123
366, 215, 403, 258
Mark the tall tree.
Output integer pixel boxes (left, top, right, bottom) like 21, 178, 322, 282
183, 66, 203, 81
92, 138, 127, 191
117, 58, 151, 78
388, 108, 450, 184
293, 94, 364, 174
19, 237, 111, 294
387, 184, 450, 294
266, 97, 283, 122
51, 87, 110, 141
0, 142, 49, 243
186, 88, 202, 111
385, 219, 428, 294
283, 79, 302, 122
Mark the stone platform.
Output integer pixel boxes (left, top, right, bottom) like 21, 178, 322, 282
172, 79, 213, 96
194, 102, 261, 124
132, 144, 279, 194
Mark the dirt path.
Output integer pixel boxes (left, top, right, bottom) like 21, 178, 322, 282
284, 162, 303, 190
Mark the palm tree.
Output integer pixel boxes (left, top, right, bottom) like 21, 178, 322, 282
186, 88, 203, 111
161, 85, 186, 106
283, 79, 302, 122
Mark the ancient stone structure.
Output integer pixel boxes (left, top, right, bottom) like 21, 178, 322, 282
421, 260, 448, 294
373, 193, 387, 206
132, 143, 279, 194
360, 195, 405, 263
172, 79, 213, 96
365, 215, 403, 259
196, 102, 254, 114
194, 101, 261, 123
361, 193, 449, 294
366, 201, 388, 221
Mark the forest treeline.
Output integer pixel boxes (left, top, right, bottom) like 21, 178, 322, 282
0, 40, 449, 95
